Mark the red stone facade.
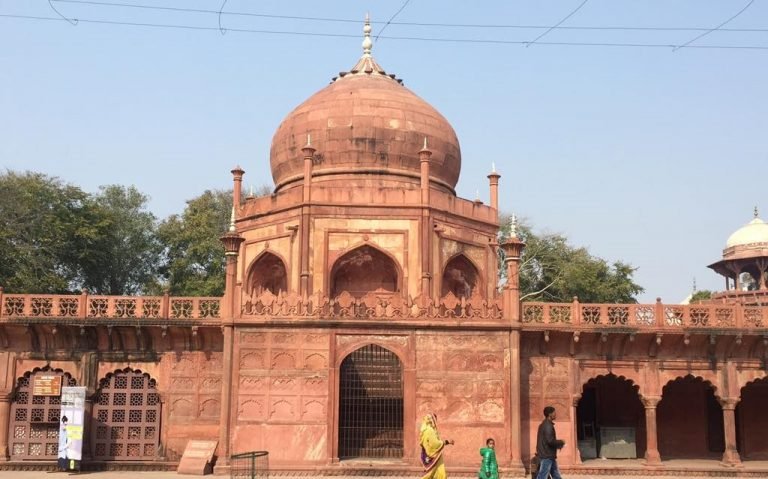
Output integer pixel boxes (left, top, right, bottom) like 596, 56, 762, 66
0, 24, 766, 476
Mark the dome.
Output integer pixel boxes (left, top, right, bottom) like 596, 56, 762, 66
726, 212, 768, 248
269, 20, 461, 193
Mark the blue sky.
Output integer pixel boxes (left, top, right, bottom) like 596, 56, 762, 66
2, 1, 767, 303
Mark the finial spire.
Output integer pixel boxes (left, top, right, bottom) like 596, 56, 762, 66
754, 205, 759, 218
423, 136, 428, 150
306, 133, 311, 147
509, 214, 518, 238
362, 13, 373, 56
492, 161, 496, 173
693, 277, 697, 292
249, 184, 254, 197
229, 207, 236, 232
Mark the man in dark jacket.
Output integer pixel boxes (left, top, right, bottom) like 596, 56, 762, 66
535, 406, 565, 479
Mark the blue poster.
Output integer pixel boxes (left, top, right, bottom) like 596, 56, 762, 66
59, 386, 86, 471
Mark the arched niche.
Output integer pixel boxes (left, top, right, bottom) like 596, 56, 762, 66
330, 245, 400, 298
91, 368, 160, 461
247, 251, 288, 296
441, 253, 482, 299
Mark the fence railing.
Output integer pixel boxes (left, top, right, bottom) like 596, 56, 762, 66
521, 299, 767, 331
0, 290, 221, 321
231, 451, 268, 479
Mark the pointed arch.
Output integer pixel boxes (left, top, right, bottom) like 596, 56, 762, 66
658, 375, 724, 459
8, 366, 77, 460
576, 373, 646, 459
441, 252, 483, 299
737, 376, 768, 459
338, 344, 403, 459
330, 244, 401, 298
245, 250, 289, 296
91, 368, 160, 461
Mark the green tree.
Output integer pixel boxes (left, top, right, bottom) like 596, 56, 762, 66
155, 190, 232, 296
690, 290, 713, 303
79, 185, 161, 295
499, 214, 644, 303
0, 171, 103, 293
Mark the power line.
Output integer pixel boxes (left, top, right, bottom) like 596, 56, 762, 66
674, 0, 756, 51
42, 0, 768, 33
526, 0, 589, 46
2, 13, 768, 50
376, 0, 412, 41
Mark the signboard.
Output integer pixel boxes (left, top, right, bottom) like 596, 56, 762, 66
32, 374, 62, 396
58, 386, 86, 471
177, 440, 218, 475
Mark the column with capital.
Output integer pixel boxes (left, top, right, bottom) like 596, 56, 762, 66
721, 398, 741, 465
642, 397, 661, 465
500, 223, 525, 470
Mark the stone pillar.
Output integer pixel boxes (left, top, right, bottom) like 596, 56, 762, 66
487, 169, 500, 214
571, 396, 581, 464
501, 234, 525, 471
721, 398, 741, 465
231, 166, 245, 208
418, 139, 432, 298
218, 224, 244, 469
509, 330, 522, 467
0, 393, 10, 461
300, 140, 315, 298
642, 397, 661, 465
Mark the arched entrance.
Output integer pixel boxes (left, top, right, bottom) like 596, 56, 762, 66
441, 254, 481, 299
91, 369, 160, 460
331, 246, 399, 298
247, 252, 288, 296
576, 374, 645, 460
8, 368, 77, 460
338, 344, 403, 459
657, 375, 724, 459
737, 377, 768, 460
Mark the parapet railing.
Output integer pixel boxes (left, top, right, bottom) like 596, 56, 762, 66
521, 299, 767, 331
242, 290, 504, 321
0, 291, 221, 321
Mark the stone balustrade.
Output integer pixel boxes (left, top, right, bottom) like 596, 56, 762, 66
0, 291, 221, 322
522, 298, 767, 331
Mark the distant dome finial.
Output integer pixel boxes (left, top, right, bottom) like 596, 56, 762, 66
362, 13, 373, 56
755, 205, 759, 218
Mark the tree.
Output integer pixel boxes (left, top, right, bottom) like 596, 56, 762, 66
154, 190, 232, 296
499, 214, 644, 303
690, 290, 713, 303
79, 185, 161, 295
0, 171, 103, 293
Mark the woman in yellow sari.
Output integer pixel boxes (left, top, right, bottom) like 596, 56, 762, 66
420, 413, 454, 479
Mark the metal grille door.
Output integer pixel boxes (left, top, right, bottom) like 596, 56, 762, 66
339, 344, 403, 459
9, 371, 76, 460
91, 370, 160, 460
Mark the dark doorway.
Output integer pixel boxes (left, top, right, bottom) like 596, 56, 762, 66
737, 378, 768, 460
657, 375, 724, 459
576, 375, 645, 460
338, 344, 403, 459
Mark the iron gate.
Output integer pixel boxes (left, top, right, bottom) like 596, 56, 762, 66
91, 369, 160, 460
338, 344, 403, 459
9, 369, 76, 460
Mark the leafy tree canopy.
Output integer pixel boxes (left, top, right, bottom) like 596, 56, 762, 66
499, 214, 644, 303
154, 189, 232, 296
80, 185, 161, 295
0, 171, 103, 293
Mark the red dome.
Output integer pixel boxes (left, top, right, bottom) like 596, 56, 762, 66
269, 55, 461, 193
